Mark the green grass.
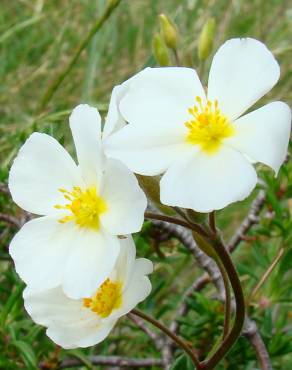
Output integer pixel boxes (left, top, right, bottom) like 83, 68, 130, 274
0, 0, 292, 369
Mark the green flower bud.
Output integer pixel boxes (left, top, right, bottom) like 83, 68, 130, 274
198, 18, 216, 61
136, 174, 175, 215
152, 33, 170, 66
159, 14, 179, 50
192, 231, 217, 259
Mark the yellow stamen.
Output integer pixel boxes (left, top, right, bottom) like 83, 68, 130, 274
185, 97, 235, 154
54, 186, 107, 230
83, 279, 122, 318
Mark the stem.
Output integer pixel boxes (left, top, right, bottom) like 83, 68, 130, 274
209, 211, 216, 235
145, 211, 209, 238
216, 258, 231, 339
173, 206, 190, 222
37, 0, 122, 112
145, 210, 245, 369
202, 238, 245, 369
131, 309, 202, 369
250, 247, 284, 301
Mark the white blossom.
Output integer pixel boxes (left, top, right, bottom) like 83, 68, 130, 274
9, 105, 147, 299
105, 38, 291, 212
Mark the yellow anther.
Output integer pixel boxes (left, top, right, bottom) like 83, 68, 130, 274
54, 186, 107, 230
185, 97, 235, 154
83, 279, 122, 318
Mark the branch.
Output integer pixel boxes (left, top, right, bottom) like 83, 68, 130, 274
243, 318, 273, 370
0, 182, 9, 195
131, 309, 201, 369
145, 211, 209, 237
49, 356, 163, 369
227, 190, 266, 253
0, 213, 21, 228
128, 312, 163, 349
169, 274, 211, 334
152, 218, 272, 370
150, 219, 224, 294
150, 220, 223, 368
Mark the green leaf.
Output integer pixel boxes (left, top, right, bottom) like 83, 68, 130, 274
279, 249, 292, 274
0, 283, 24, 327
65, 349, 95, 370
170, 354, 193, 370
10, 340, 37, 369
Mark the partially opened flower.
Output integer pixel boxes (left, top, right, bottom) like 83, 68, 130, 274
9, 104, 147, 299
105, 38, 291, 212
23, 236, 153, 349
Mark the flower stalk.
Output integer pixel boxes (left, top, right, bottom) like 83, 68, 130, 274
202, 235, 245, 369
216, 257, 231, 339
131, 308, 202, 369
145, 209, 245, 369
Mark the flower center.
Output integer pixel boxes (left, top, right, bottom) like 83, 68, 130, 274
83, 279, 122, 318
185, 96, 235, 154
54, 186, 107, 230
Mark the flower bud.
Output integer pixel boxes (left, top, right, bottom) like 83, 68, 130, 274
136, 174, 175, 215
159, 14, 179, 50
192, 231, 217, 259
198, 18, 216, 61
152, 33, 170, 66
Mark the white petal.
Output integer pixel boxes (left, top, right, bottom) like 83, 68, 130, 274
113, 235, 136, 283
24, 286, 116, 349
160, 147, 258, 212
100, 159, 147, 234
103, 69, 149, 139
133, 258, 154, 276
63, 229, 120, 299
120, 67, 206, 127
9, 217, 78, 292
103, 85, 126, 139
111, 259, 152, 319
104, 122, 191, 176
47, 320, 116, 349
226, 102, 291, 174
208, 38, 280, 120
24, 286, 86, 326
69, 104, 103, 187
9, 133, 82, 215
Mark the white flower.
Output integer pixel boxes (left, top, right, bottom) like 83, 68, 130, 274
9, 104, 147, 299
23, 236, 153, 349
105, 38, 291, 212
102, 70, 145, 139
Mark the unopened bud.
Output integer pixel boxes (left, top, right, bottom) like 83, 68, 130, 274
136, 175, 175, 215
152, 33, 170, 66
198, 18, 216, 60
159, 14, 179, 50
192, 231, 217, 259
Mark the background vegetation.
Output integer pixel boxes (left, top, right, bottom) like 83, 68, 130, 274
0, 0, 292, 369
